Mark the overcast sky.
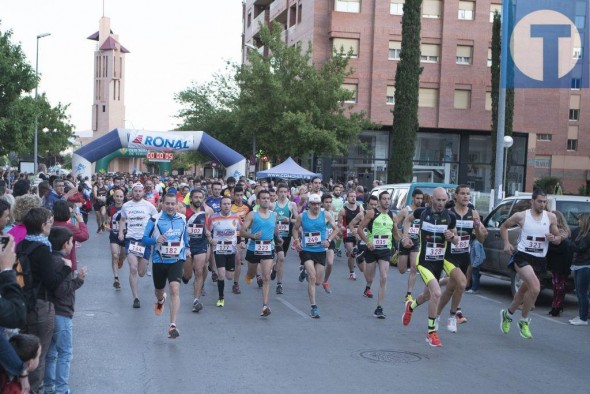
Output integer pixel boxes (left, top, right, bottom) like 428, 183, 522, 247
2, 0, 244, 136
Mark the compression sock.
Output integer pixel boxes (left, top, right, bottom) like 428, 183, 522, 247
217, 279, 225, 299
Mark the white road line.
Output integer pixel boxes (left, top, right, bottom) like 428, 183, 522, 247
276, 297, 309, 319
475, 294, 502, 304
531, 313, 568, 325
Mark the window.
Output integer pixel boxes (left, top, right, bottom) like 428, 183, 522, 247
537, 134, 552, 141
571, 78, 581, 89
570, 95, 580, 121
487, 48, 493, 67
456, 45, 473, 65
423, 0, 442, 18
333, 38, 359, 58
420, 43, 440, 63
490, 4, 501, 22
386, 86, 396, 105
342, 83, 358, 103
534, 156, 551, 169
388, 41, 401, 60
569, 109, 580, 121
458, 1, 474, 20
567, 139, 578, 151
485, 92, 492, 111
576, 16, 585, 29
573, 47, 583, 59
419, 88, 438, 108
335, 0, 360, 13
390, 0, 404, 15
454, 89, 471, 109
298, 4, 302, 23
102, 105, 106, 113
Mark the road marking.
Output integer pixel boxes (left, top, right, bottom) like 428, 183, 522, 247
531, 313, 568, 325
475, 294, 502, 304
276, 297, 309, 319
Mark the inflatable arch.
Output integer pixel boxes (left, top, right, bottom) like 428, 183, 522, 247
72, 129, 247, 180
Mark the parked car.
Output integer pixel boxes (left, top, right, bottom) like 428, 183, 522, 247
370, 182, 458, 213
481, 194, 590, 294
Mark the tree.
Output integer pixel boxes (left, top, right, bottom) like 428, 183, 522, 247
490, 11, 515, 189
0, 24, 75, 158
388, 0, 423, 183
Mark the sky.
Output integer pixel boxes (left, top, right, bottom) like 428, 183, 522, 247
2, 0, 244, 136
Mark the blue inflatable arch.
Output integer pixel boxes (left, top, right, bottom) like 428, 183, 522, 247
72, 129, 247, 179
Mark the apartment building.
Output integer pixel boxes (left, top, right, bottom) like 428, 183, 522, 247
243, 0, 590, 194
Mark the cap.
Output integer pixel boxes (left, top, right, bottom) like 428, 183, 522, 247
309, 194, 321, 204
131, 182, 144, 190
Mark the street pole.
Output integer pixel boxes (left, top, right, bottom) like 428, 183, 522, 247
34, 32, 51, 174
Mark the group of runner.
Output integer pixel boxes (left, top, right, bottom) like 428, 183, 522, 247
91, 173, 560, 346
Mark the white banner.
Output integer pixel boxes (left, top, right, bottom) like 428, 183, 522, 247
127, 131, 194, 152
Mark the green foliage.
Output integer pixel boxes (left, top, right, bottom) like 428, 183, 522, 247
389, 0, 423, 183
533, 176, 561, 194
61, 153, 72, 170
175, 22, 374, 163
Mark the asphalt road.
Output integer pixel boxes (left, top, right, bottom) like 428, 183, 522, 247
69, 215, 589, 394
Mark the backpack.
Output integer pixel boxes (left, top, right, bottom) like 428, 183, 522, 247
14, 241, 44, 311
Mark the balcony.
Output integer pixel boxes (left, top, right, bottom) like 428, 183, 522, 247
254, 0, 273, 5
270, 0, 287, 21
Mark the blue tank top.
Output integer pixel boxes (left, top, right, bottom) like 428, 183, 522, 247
302, 210, 326, 252
247, 211, 276, 254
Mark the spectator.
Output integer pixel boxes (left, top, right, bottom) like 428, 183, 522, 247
569, 213, 590, 326
0, 200, 12, 234
12, 179, 31, 198
8, 195, 42, 246
547, 210, 573, 316
0, 334, 40, 393
52, 201, 89, 272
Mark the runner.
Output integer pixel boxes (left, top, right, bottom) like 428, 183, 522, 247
272, 183, 299, 294
292, 194, 339, 318
499, 189, 562, 339
320, 193, 340, 294
397, 189, 424, 302
144, 179, 161, 209
184, 189, 213, 312
331, 184, 345, 257
118, 183, 159, 308
93, 176, 108, 233
107, 188, 126, 290
206, 181, 223, 283
142, 193, 189, 339
207, 196, 243, 309
436, 185, 488, 332
338, 190, 364, 280
401, 187, 459, 347
358, 191, 399, 319
348, 195, 378, 298
230, 186, 251, 294
241, 190, 279, 317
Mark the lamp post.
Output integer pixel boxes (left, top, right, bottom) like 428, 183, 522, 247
244, 43, 258, 173
34, 32, 51, 174
503, 135, 514, 198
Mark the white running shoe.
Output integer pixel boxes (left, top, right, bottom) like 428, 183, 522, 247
447, 316, 458, 333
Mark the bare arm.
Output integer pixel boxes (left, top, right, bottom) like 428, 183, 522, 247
500, 211, 525, 254
547, 212, 562, 245
357, 210, 374, 249
473, 211, 488, 243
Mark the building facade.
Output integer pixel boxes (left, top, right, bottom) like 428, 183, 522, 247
242, 0, 590, 194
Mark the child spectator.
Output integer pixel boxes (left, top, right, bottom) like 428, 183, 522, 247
1, 334, 42, 394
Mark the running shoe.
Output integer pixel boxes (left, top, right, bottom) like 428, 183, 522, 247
426, 331, 442, 347
348, 272, 357, 281
363, 288, 373, 298
146, 269, 152, 277
373, 306, 386, 319
154, 293, 167, 316
500, 309, 512, 334
192, 299, 203, 313
260, 306, 271, 317
216, 298, 225, 308
113, 278, 120, 290
518, 318, 532, 339
310, 305, 320, 318
276, 284, 283, 294
405, 294, 414, 303
232, 283, 241, 294
270, 267, 277, 281
212, 271, 218, 282
298, 266, 307, 282
245, 274, 253, 285
336, 249, 342, 257
402, 300, 413, 326
569, 316, 589, 326
447, 316, 457, 333
256, 275, 263, 288
168, 324, 180, 339
133, 298, 140, 309
455, 310, 467, 324
322, 282, 331, 294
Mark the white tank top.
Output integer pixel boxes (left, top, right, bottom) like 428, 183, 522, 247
517, 210, 550, 257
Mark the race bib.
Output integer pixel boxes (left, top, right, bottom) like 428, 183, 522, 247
188, 224, 204, 238
346, 226, 358, 238
373, 235, 389, 249
408, 225, 420, 235
254, 240, 273, 255
304, 231, 321, 247
525, 238, 545, 254
278, 223, 289, 235
129, 241, 146, 257
215, 240, 233, 255
161, 241, 181, 259
451, 235, 470, 254
425, 242, 444, 261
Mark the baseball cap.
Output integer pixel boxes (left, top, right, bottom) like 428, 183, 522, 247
131, 182, 144, 190
309, 194, 321, 204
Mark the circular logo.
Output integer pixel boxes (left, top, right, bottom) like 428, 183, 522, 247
510, 10, 581, 81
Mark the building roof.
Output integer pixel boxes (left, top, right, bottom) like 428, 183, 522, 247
98, 36, 130, 53
86, 30, 112, 41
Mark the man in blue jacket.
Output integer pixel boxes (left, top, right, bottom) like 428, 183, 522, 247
142, 193, 190, 339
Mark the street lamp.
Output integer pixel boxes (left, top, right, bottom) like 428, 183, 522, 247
503, 135, 514, 197
243, 43, 259, 172
34, 32, 51, 174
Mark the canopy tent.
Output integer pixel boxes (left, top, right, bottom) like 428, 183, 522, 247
256, 157, 321, 180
